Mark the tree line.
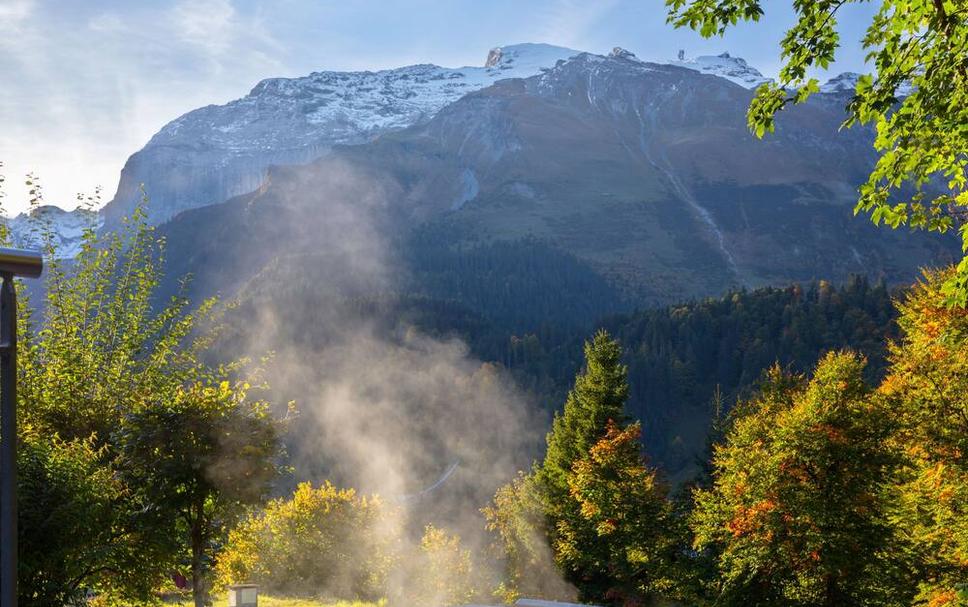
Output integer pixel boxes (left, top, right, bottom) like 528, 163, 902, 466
485, 273, 967, 604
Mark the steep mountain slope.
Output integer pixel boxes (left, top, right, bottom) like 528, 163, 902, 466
101, 43, 581, 226
5, 44, 870, 255
155, 48, 955, 322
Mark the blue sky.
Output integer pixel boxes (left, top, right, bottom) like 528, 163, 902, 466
0, 0, 877, 213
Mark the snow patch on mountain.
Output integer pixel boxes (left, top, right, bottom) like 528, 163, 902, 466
821, 72, 861, 94
609, 47, 639, 61
604, 47, 769, 89
5, 205, 101, 258
820, 71, 915, 97
153, 43, 581, 155
452, 169, 480, 210
667, 51, 771, 89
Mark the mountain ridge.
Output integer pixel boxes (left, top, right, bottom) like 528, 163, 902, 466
150, 47, 955, 317
5, 43, 884, 258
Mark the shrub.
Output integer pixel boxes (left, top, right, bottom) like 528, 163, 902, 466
396, 525, 478, 607
215, 482, 398, 600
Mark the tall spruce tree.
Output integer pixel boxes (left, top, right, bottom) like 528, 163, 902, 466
536, 329, 629, 504
533, 330, 632, 598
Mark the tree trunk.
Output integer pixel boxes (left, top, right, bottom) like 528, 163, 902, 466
190, 503, 209, 607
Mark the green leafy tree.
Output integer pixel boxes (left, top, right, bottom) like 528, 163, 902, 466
1, 178, 183, 602
17, 201, 216, 444
560, 420, 685, 605
482, 472, 572, 603
881, 269, 968, 604
401, 525, 480, 607
692, 354, 912, 606
2, 175, 281, 605
16, 426, 167, 606
117, 380, 281, 607
666, 0, 968, 305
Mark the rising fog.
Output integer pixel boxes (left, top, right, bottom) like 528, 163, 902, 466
208, 158, 574, 599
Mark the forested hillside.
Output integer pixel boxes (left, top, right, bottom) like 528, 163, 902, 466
488, 276, 897, 479
215, 268, 898, 483
487, 273, 968, 605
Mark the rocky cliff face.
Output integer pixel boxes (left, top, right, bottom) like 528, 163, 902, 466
100, 43, 582, 226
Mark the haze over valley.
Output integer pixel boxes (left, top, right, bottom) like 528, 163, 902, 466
3, 4, 966, 605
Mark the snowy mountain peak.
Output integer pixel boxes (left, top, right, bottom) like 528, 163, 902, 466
609, 47, 639, 61
820, 71, 915, 97
109, 43, 582, 226
106, 43, 778, 229
668, 51, 771, 89
481, 43, 581, 72
821, 72, 861, 94
5, 205, 102, 258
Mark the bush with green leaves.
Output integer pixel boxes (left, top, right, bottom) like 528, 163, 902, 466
482, 472, 568, 603
16, 426, 169, 607
215, 482, 398, 600
396, 525, 479, 607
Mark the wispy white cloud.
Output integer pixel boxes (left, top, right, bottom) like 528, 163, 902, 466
0, 0, 286, 212
170, 0, 238, 55
0, 0, 35, 27
169, 0, 283, 67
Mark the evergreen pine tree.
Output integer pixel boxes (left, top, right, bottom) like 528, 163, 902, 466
534, 329, 631, 598
536, 329, 629, 504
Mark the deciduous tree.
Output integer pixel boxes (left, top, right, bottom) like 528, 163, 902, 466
692, 354, 912, 606
881, 269, 968, 604
4, 180, 282, 605
561, 421, 685, 605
